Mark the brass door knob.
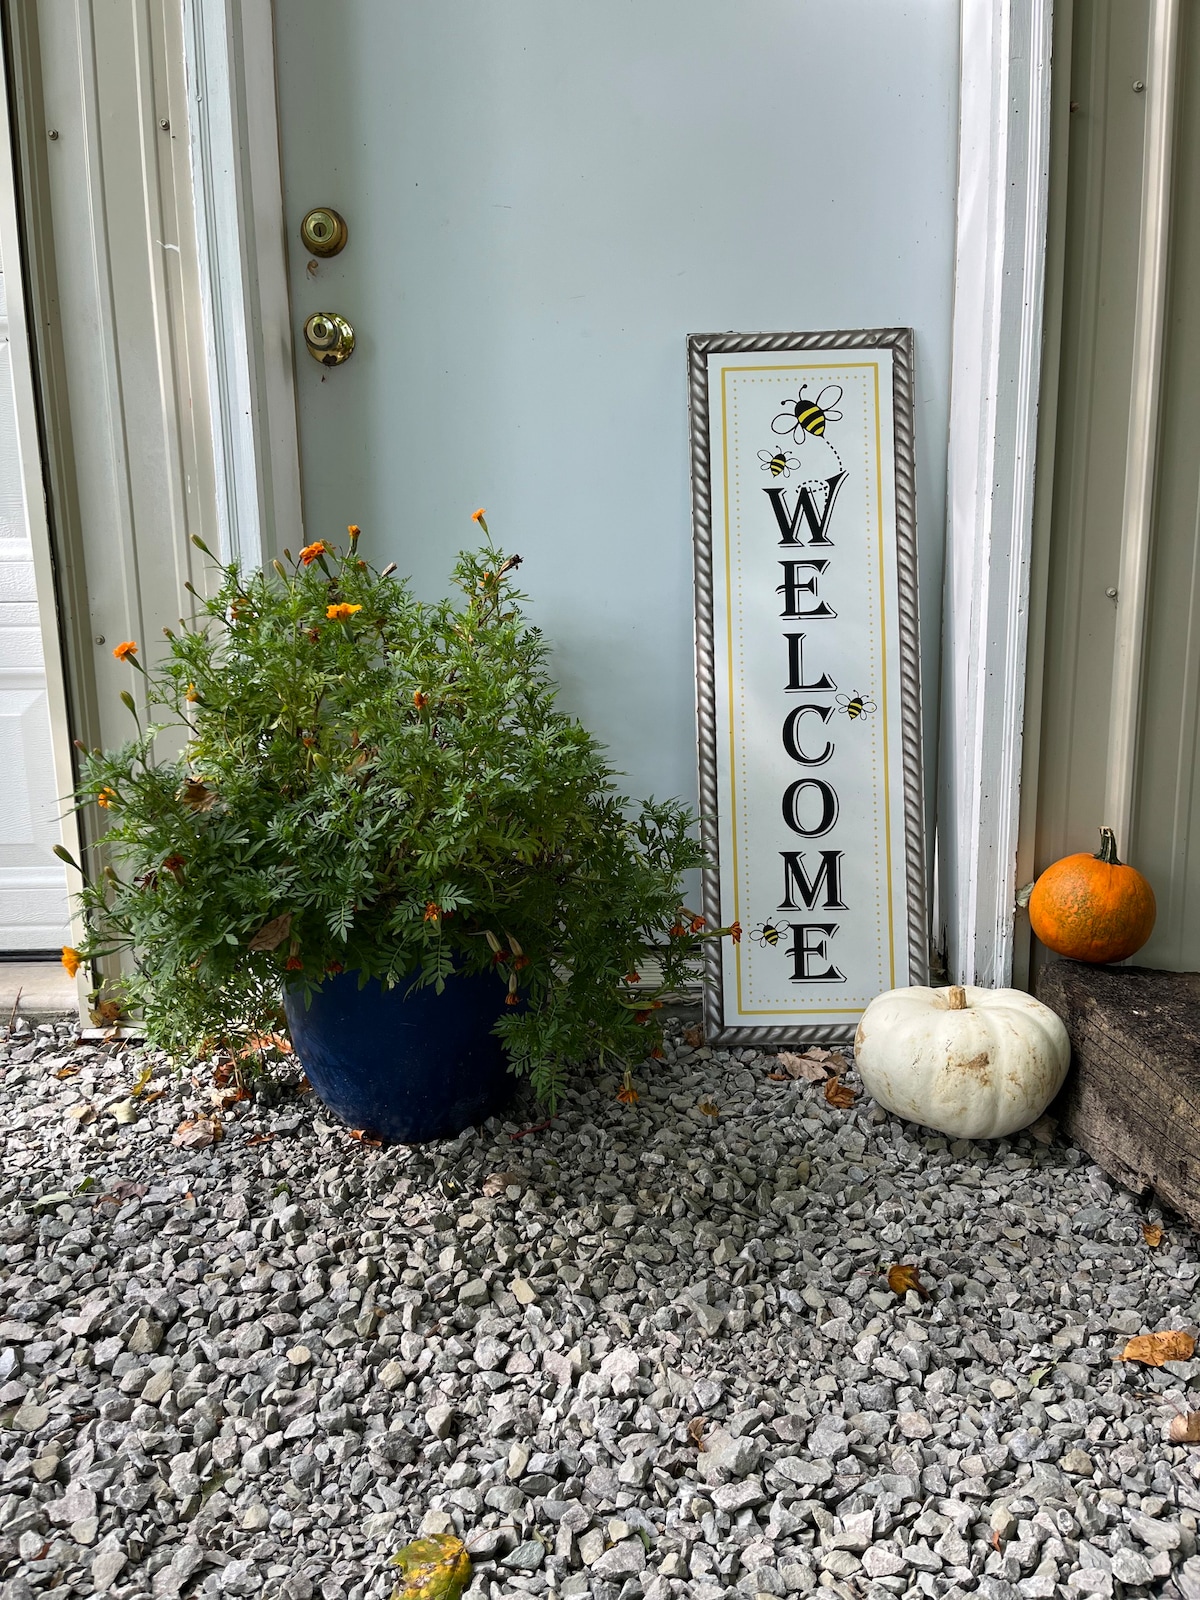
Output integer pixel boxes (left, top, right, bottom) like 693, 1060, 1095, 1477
303, 312, 355, 366
300, 207, 348, 257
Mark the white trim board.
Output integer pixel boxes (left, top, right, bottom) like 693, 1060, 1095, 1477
1104, 0, 1181, 851
180, 0, 301, 569
938, 0, 1055, 987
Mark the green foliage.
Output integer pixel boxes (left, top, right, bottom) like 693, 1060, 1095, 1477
69, 530, 727, 1106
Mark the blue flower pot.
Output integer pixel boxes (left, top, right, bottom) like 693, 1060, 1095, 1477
283, 968, 516, 1143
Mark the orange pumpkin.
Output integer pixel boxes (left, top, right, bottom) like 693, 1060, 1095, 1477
1028, 827, 1156, 963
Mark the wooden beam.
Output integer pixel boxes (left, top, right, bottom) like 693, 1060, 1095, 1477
1036, 959, 1200, 1231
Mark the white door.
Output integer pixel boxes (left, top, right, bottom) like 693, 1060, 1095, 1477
0, 252, 70, 951
272, 1, 959, 813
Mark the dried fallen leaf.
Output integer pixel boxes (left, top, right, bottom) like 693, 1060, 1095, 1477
482, 1170, 526, 1197
389, 1533, 472, 1600
178, 779, 219, 812
682, 1025, 704, 1049
88, 999, 123, 1027
54, 1065, 79, 1080
109, 1098, 137, 1124
824, 1074, 857, 1108
1027, 1113, 1057, 1145
776, 1050, 831, 1083
211, 1086, 250, 1110
110, 1179, 147, 1202
1119, 1330, 1195, 1367
248, 912, 293, 952
887, 1263, 931, 1301
172, 1116, 223, 1150
1168, 1412, 1200, 1443
65, 1103, 96, 1126
130, 1064, 153, 1097
1142, 1222, 1164, 1248
245, 1133, 275, 1147
297, 1074, 312, 1094
687, 1416, 706, 1450
348, 1128, 383, 1148
238, 1031, 293, 1057
767, 1072, 790, 1082
698, 1097, 719, 1120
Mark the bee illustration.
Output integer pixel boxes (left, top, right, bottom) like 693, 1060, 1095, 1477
751, 919, 786, 947
837, 690, 878, 720
758, 447, 802, 479
773, 383, 844, 444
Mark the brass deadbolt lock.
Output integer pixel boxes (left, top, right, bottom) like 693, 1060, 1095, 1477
300, 207, 348, 257
303, 312, 356, 366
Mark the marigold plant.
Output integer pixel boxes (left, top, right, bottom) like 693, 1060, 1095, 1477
65, 531, 725, 1106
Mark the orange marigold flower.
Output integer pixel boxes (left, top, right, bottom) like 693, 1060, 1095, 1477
61, 946, 82, 978
162, 854, 185, 880
423, 902, 441, 923
623, 971, 640, 984
299, 541, 328, 566
669, 922, 686, 938
617, 1082, 639, 1105
504, 991, 520, 1006
413, 690, 429, 708
185, 683, 200, 703
471, 508, 486, 523
325, 602, 362, 621
690, 915, 706, 933
492, 948, 511, 965
650, 1046, 665, 1060
634, 1009, 652, 1025
285, 955, 303, 970
512, 953, 529, 969
97, 787, 117, 809
325, 960, 344, 975
347, 524, 361, 538
112, 641, 138, 662
729, 920, 743, 944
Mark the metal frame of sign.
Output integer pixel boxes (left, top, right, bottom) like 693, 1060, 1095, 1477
688, 327, 927, 1046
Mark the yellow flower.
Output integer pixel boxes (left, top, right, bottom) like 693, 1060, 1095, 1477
325, 603, 362, 621
62, 947, 82, 978
471, 508, 486, 523
97, 787, 117, 809
112, 641, 138, 662
299, 541, 328, 566
186, 683, 199, 703
347, 524, 361, 538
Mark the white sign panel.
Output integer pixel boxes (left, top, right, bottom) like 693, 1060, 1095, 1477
688, 329, 926, 1045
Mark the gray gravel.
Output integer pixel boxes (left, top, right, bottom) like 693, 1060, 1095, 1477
1, 1014, 1199, 1600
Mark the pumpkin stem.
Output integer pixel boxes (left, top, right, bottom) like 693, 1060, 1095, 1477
946, 985, 967, 1010
1095, 826, 1123, 866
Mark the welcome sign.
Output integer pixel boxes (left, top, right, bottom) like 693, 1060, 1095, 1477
688, 329, 927, 1045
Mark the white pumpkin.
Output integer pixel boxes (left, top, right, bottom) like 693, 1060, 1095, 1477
853, 983, 1070, 1140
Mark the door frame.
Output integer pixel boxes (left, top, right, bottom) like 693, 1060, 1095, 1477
0, 11, 83, 975
179, 0, 301, 570
938, 0, 1056, 987
32, 0, 1053, 993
